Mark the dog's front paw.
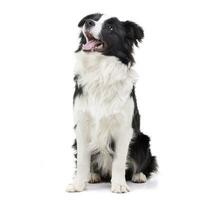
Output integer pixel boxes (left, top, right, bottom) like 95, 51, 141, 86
111, 182, 130, 193
65, 181, 87, 192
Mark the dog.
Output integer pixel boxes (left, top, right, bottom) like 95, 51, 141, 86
66, 13, 157, 193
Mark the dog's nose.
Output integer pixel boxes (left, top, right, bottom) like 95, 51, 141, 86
85, 19, 95, 29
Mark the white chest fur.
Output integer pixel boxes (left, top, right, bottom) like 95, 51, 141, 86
74, 52, 136, 157
74, 52, 137, 118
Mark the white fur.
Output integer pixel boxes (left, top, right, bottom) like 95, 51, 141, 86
66, 51, 137, 193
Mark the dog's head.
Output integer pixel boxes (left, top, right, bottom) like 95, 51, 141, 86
76, 13, 144, 65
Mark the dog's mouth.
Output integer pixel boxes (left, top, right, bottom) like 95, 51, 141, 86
82, 32, 105, 52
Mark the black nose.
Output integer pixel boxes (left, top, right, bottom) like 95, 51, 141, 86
85, 19, 95, 29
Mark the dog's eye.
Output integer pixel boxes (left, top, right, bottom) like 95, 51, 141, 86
108, 25, 113, 30
106, 24, 113, 31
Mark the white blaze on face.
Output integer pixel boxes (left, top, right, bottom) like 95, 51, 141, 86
82, 14, 111, 40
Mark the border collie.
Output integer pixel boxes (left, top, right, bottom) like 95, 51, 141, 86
66, 13, 157, 193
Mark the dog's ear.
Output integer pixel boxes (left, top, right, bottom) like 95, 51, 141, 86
78, 13, 102, 27
123, 21, 144, 47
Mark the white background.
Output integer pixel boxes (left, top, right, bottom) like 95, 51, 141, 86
0, 0, 200, 199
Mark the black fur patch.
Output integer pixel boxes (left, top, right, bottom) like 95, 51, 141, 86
73, 74, 83, 104
127, 132, 158, 179
100, 18, 144, 65
130, 86, 141, 133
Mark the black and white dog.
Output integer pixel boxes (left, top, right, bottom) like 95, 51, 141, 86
66, 13, 157, 193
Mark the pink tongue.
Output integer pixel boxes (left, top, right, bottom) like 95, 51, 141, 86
82, 40, 97, 51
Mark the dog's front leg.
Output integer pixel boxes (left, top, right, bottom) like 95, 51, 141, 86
66, 114, 91, 192
111, 127, 132, 193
